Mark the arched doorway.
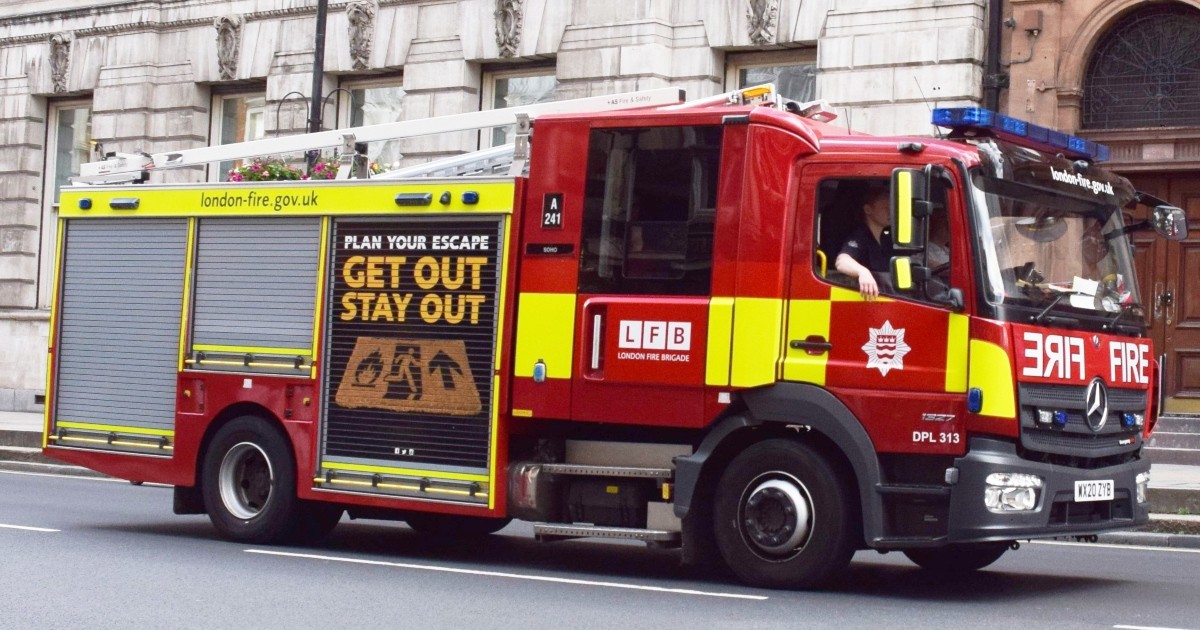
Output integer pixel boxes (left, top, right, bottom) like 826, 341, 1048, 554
1082, 2, 1200, 411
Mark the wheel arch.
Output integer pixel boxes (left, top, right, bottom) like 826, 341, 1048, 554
194, 402, 290, 487
674, 382, 884, 546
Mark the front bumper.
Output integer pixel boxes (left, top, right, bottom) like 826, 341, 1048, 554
946, 437, 1150, 542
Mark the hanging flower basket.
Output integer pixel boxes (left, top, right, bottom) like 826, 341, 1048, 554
226, 155, 343, 182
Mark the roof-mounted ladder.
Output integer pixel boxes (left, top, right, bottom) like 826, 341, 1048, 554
74, 83, 834, 185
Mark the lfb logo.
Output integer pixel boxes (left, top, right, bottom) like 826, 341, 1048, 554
619, 320, 692, 351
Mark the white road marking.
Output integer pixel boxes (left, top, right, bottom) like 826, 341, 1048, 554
0, 469, 169, 487
0, 523, 59, 532
1114, 625, 1196, 630
246, 549, 768, 600
1031, 540, 1200, 554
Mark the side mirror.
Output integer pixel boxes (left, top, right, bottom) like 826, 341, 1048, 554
890, 167, 931, 247
1153, 204, 1188, 241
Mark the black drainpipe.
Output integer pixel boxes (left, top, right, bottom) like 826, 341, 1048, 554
983, 0, 1006, 111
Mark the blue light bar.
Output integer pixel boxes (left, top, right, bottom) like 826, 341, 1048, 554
932, 107, 1110, 162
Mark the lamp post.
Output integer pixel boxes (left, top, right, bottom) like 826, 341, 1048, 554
307, 0, 329, 171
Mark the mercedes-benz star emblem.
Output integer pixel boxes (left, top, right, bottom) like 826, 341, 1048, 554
1084, 377, 1109, 433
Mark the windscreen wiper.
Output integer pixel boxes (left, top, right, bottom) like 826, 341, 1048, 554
1104, 302, 1145, 333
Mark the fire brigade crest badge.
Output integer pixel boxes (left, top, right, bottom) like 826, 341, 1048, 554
861, 320, 910, 376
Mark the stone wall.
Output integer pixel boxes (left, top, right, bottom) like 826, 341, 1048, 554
998, 0, 1200, 172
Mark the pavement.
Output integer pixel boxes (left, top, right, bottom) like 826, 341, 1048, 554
4, 409, 1199, 548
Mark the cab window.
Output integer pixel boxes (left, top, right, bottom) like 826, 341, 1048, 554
578, 126, 720, 296
814, 175, 952, 301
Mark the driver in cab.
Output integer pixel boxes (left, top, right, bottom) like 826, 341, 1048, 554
835, 186, 893, 300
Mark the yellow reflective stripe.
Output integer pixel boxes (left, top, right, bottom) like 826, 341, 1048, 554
895, 170, 913, 244
829, 286, 894, 302
944, 314, 969, 393
192, 344, 313, 357
968, 339, 1016, 417
58, 180, 517, 218
55, 421, 175, 437
312, 217, 331, 379
514, 292, 576, 379
730, 297, 783, 388
315, 477, 487, 498
488, 374, 501, 510
45, 220, 66, 448
782, 299, 832, 386
53, 435, 174, 450
494, 215, 513, 372
320, 461, 489, 483
179, 218, 196, 372
705, 297, 734, 386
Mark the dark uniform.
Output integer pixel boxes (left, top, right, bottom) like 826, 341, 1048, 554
838, 225, 894, 272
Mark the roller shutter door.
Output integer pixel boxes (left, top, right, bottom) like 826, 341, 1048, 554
190, 217, 320, 373
53, 218, 186, 449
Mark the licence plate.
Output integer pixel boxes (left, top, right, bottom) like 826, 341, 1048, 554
1074, 479, 1114, 502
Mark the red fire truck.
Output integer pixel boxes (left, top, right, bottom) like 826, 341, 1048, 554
46, 85, 1188, 589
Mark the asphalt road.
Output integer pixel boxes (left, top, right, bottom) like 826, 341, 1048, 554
2, 469, 1198, 630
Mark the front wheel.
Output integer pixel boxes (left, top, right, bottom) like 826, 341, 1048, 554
903, 542, 1010, 574
713, 439, 859, 589
202, 416, 302, 544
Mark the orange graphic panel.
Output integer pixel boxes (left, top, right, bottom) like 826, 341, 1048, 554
335, 337, 482, 416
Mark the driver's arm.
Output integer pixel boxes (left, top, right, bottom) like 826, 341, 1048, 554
835, 252, 879, 300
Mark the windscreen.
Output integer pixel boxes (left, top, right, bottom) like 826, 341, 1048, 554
968, 141, 1143, 328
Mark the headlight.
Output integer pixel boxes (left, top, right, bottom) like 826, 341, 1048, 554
1135, 471, 1150, 504
984, 472, 1043, 513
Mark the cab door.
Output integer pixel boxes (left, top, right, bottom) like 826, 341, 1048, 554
568, 124, 728, 428
787, 163, 970, 454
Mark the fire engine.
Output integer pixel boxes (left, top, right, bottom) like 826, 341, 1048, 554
45, 85, 1188, 589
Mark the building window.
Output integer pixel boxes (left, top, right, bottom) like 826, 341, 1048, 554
339, 78, 406, 171
482, 69, 558, 147
727, 50, 817, 103
211, 92, 266, 181
578, 126, 721, 296
1082, 3, 1200, 129
39, 101, 92, 308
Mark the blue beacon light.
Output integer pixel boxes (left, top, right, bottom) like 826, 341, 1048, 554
931, 107, 1111, 162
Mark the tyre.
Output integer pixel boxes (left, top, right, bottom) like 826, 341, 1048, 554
289, 502, 343, 544
903, 542, 1009, 574
713, 439, 859, 589
202, 416, 303, 544
405, 513, 512, 538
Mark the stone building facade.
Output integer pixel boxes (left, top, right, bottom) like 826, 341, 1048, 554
0, 0, 990, 412
995, 0, 1200, 410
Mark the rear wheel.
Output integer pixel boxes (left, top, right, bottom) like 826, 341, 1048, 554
903, 542, 1010, 574
202, 416, 302, 544
713, 439, 858, 589
405, 513, 512, 538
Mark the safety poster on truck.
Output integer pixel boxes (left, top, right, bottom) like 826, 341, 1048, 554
321, 218, 504, 473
